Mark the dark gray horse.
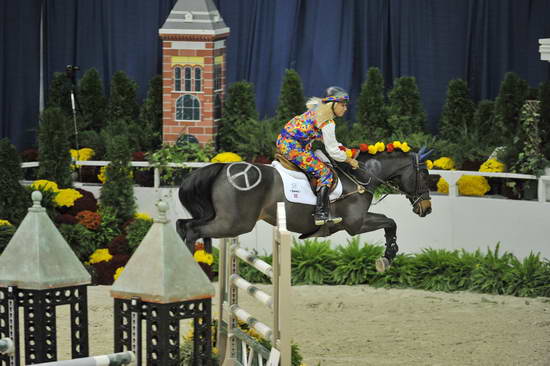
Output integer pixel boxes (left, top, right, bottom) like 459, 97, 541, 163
176, 149, 432, 270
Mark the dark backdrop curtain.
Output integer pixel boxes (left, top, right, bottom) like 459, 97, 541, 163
1, 0, 549, 148
0, 0, 43, 149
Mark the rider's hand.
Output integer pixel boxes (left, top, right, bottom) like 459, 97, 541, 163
346, 158, 359, 170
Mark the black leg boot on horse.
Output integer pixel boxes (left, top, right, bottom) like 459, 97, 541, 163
313, 186, 342, 226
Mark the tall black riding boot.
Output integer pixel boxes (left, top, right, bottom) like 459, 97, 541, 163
313, 186, 342, 226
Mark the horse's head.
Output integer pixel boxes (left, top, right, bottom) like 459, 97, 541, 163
356, 147, 433, 217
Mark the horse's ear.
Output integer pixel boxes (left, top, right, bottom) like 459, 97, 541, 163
418, 146, 434, 162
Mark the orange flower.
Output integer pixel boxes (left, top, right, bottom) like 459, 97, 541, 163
359, 143, 369, 152
76, 210, 101, 230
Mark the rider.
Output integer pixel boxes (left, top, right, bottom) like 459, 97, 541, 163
276, 86, 359, 226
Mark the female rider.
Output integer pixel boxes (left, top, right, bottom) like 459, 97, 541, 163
276, 86, 359, 226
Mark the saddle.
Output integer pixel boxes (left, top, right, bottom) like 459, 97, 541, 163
274, 152, 339, 194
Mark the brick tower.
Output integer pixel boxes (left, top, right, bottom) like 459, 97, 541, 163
159, 0, 229, 145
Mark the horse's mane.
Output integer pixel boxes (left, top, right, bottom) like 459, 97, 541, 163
358, 150, 411, 161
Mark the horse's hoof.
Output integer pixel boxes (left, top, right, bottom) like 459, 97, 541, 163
375, 257, 391, 273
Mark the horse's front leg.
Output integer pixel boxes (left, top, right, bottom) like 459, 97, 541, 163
347, 212, 398, 273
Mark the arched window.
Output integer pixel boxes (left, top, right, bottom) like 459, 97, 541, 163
214, 94, 222, 119
194, 67, 202, 91
176, 95, 200, 121
184, 67, 192, 91
174, 67, 182, 91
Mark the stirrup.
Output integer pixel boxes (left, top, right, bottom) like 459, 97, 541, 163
314, 215, 342, 226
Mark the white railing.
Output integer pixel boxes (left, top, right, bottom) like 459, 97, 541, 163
21, 160, 550, 202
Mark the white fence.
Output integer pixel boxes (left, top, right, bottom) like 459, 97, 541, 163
21, 161, 550, 260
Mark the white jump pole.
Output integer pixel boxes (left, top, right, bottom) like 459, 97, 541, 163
32, 351, 136, 366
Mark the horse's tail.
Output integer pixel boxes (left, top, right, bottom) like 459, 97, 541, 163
178, 163, 225, 227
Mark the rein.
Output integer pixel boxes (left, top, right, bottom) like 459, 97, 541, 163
331, 153, 426, 206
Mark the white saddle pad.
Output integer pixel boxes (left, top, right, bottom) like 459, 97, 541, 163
271, 160, 343, 205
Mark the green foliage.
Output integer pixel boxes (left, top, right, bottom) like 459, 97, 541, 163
473, 100, 496, 145
37, 107, 73, 188
0, 138, 32, 225
505, 253, 550, 297
233, 117, 278, 160
99, 121, 136, 223
126, 218, 153, 253
0, 225, 16, 256
79, 68, 107, 132
109, 71, 140, 122
356, 67, 388, 140
331, 238, 383, 285
538, 81, 550, 159
493, 72, 529, 144
511, 101, 548, 176
139, 75, 163, 150
436, 127, 495, 168
79, 130, 105, 159
46, 72, 73, 116
94, 206, 122, 246
439, 79, 475, 141
147, 143, 214, 186
386, 76, 427, 136
58, 223, 99, 262
291, 239, 336, 285
275, 69, 306, 128
218, 81, 259, 154
469, 244, 513, 294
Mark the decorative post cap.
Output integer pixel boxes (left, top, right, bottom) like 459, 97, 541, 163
29, 190, 45, 213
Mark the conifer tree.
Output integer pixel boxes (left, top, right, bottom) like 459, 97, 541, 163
493, 72, 528, 144
512, 101, 548, 175
355, 67, 388, 140
46, 72, 74, 117
275, 69, 306, 127
139, 75, 163, 150
538, 81, 550, 159
100, 121, 136, 223
385, 76, 426, 136
0, 138, 31, 225
109, 71, 140, 122
217, 81, 258, 154
79, 68, 107, 132
37, 107, 73, 188
473, 100, 496, 145
439, 79, 475, 141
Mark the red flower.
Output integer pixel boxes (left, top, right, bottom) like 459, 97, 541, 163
338, 145, 347, 151
351, 148, 359, 157
386, 143, 394, 152
359, 144, 369, 152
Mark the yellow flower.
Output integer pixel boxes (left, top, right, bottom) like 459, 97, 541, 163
375, 142, 385, 152
0, 219, 12, 227
345, 149, 353, 158
479, 159, 505, 173
70, 148, 95, 161
88, 249, 113, 264
113, 267, 124, 281
426, 160, 433, 170
433, 157, 455, 170
194, 249, 214, 265
97, 166, 107, 183
400, 142, 411, 152
457, 176, 490, 196
368, 145, 378, 155
31, 180, 59, 192
135, 212, 153, 221
211, 152, 242, 163
437, 177, 449, 194
54, 188, 83, 207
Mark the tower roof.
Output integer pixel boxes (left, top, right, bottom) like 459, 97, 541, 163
159, 0, 229, 36
111, 200, 214, 304
0, 191, 91, 290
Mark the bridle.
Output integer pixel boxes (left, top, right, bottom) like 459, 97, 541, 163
334, 153, 429, 207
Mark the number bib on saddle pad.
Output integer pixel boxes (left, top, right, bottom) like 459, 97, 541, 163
271, 160, 343, 205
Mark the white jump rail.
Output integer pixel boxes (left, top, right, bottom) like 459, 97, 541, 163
21, 161, 550, 202
32, 351, 135, 366
217, 202, 292, 366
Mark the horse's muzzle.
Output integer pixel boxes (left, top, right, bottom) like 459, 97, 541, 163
413, 199, 432, 217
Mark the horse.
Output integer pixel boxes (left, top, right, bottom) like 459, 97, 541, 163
176, 148, 433, 271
